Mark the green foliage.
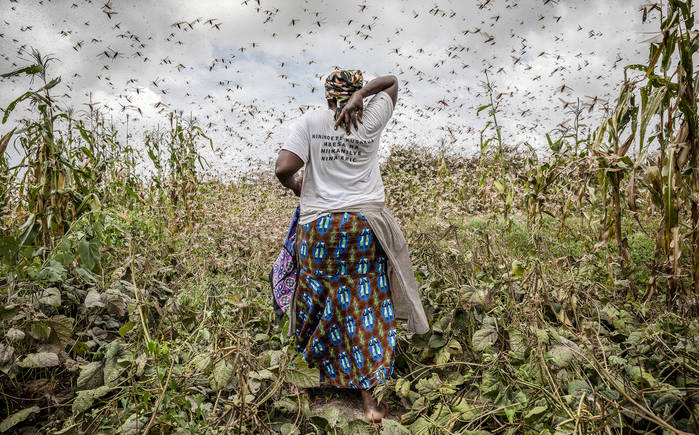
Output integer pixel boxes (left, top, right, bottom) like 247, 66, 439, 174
0, 406, 40, 433
284, 353, 321, 389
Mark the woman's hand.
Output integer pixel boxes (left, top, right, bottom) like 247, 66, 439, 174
333, 92, 363, 134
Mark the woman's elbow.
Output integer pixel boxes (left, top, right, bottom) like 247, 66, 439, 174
274, 161, 286, 181
275, 159, 292, 181
275, 150, 304, 181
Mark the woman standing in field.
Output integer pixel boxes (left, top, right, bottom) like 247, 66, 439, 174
275, 70, 429, 422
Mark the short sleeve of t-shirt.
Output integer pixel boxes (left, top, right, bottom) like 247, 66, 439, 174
280, 116, 309, 163
362, 91, 394, 135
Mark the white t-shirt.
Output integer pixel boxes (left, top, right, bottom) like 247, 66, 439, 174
281, 91, 394, 225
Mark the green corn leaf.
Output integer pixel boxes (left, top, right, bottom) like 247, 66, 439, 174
476, 104, 491, 115
0, 64, 43, 78
2, 91, 33, 124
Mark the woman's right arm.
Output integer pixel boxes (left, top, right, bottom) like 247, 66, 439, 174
334, 75, 398, 134
356, 75, 398, 106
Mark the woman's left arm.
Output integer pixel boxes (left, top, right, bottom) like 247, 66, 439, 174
275, 150, 304, 197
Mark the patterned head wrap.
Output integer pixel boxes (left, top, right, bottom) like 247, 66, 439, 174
324, 69, 364, 124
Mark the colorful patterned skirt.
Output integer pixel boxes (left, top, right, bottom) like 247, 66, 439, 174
294, 211, 396, 389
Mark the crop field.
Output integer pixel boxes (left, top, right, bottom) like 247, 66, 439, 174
0, 1, 698, 434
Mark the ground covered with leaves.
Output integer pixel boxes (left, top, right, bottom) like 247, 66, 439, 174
1, 146, 699, 434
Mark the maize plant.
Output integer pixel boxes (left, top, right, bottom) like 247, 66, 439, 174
641, 0, 698, 302
588, 0, 698, 303
165, 112, 212, 231
1, 50, 73, 252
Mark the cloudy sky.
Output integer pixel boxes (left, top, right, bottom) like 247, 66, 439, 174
0, 0, 670, 178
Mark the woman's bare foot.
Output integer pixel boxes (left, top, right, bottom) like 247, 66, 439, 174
361, 389, 387, 422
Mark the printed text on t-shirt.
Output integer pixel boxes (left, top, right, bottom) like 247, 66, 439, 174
312, 134, 372, 162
